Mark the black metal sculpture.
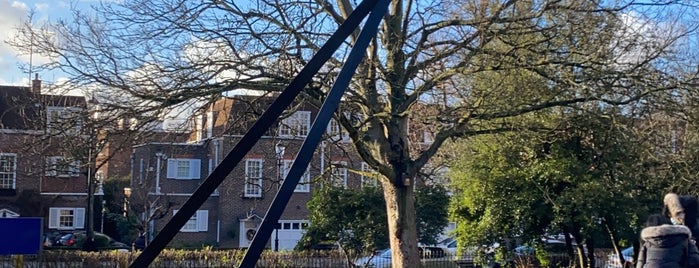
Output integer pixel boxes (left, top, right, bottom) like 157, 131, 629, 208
129, 0, 389, 267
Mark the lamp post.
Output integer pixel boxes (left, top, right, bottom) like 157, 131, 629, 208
83, 139, 97, 251
100, 200, 106, 233
95, 181, 104, 233
274, 142, 285, 252
83, 101, 100, 251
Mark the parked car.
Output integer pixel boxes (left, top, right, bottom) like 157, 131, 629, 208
511, 239, 586, 268
43, 232, 71, 247
439, 237, 458, 256
437, 237, 496, 267
51, 231, 129, 251
513, 238, 586, 256
354, 246, 457, 268
605, 247, 633, 268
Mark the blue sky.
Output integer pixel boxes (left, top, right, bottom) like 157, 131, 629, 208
0, 0, 94, 87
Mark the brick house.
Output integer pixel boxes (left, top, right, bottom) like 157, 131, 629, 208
129, 94, 387, 249
129, 94, 458, 249
0, 76, 90, 234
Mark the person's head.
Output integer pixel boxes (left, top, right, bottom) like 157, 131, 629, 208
664, 193, 686, 225
645, 214, 672, 227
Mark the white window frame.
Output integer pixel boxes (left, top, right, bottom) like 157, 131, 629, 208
0, 153, 17, 189
278, 220, 310, 231
279, 111, 311, 137
46, 106, 83, 135
166, 158, 201, 180
173, 210, 208, 232
244, 159, 263, 198
45, 157, 80, 177
361, 162, 379, 188
280, 159, 311, 193
330, 161, 348, 188
138, 158, 145, 184
326, 119, 349, 142
48, 207, 85, 229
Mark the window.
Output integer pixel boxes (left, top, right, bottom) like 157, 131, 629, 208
280, 160, 311, 192
330, 161, 347, 187
173, 210, 208, 232
0, 154, 16, 189
278, 220, 309, 230
138, 158, 144, 184
279, 111, 311, 137
327, 119, 349, 142
46, 106, 83, 135
361, 162, 379, 188
45, 157, 80, 177
431, 166, 450, 186
166, 158, 201, 179
422, 130, 435, 144
48, 207, 85, 229
244, 159, 263, 197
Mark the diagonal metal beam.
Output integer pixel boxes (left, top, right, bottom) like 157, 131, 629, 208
129, 0, 382, 267
237, 0, 390, 265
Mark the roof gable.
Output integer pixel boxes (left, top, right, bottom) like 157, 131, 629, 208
0, 85, 86, 130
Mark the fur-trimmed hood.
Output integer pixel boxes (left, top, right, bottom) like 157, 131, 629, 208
641, 224, 692, 248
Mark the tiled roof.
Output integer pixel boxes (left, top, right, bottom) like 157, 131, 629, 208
0, 85, 86, 130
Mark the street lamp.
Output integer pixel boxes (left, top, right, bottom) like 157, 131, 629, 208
274, 142, 285, 252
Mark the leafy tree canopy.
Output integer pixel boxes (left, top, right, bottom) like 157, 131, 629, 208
299, 184, 449, 252
449, 112, 666, 261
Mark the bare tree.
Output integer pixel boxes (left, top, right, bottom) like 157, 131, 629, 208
8, 0, 699, 266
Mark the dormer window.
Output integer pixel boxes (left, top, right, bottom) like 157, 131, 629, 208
279, 111, 310, 137
46, 106, 82, 135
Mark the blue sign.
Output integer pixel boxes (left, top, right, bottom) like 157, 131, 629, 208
0, 217, 42, 255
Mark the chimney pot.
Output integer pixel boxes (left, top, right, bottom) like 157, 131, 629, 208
31, 73, 41, 94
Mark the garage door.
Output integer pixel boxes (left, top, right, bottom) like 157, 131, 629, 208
272, 220, 309, 251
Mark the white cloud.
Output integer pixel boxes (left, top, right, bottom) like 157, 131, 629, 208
10, 1, 27, 10
0, 1, 78, 85
182, 38, 268, 97
612, 12, 674, 67
0, 1, 28, 73
34, 2, 48, 12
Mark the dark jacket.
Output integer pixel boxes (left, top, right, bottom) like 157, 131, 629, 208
637, 224, 699, 268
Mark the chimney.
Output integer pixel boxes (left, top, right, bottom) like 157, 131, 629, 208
31, 73, 41, 94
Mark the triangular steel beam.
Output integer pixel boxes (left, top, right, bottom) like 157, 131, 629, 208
238, 0, 389, 265
129, 0, 387, 267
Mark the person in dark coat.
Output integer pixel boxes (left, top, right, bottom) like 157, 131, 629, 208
663, 193, 699, 241
636, 214, 699, 268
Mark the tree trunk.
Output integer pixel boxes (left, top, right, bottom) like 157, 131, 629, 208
383, 179, 420, 268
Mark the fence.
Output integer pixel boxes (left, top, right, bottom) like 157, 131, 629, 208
0, 248, 623, 268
